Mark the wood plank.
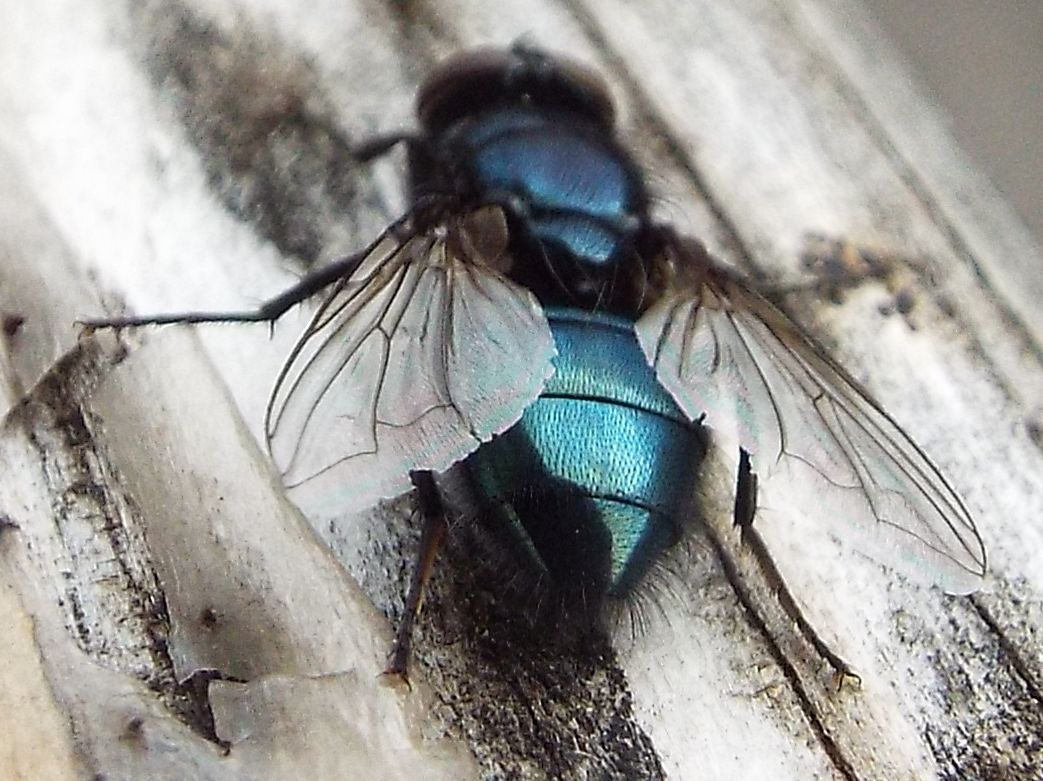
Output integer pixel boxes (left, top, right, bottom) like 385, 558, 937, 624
0, 150, 475, 779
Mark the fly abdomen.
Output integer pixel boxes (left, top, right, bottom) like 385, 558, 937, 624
464, 307, 708, 621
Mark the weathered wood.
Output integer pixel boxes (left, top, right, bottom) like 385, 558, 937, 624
1, 0, 1040, 779
0, 148, 474, 779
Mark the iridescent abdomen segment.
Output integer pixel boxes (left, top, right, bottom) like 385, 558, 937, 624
460, 109, 642, 266
465, 308, 707, 603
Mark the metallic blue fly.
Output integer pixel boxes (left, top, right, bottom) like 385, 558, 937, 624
83, 44, 987, 681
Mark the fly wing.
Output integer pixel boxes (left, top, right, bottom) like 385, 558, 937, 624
266, 206, 555, 518
635, 249, 986, 594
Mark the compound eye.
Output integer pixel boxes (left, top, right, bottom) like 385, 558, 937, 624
416, 48, 517, 133
416, 46, 617, 134
512, 43, 615, 129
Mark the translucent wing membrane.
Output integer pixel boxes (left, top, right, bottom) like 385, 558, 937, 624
636, 257, 986, 594
266, 206, 556, 518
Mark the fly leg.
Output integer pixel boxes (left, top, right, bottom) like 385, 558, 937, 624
733, 449, 860, 689
348, 131, 420, 162
77, 127, 423, 331
383, 470, 449, 684
77, 208, 419, 331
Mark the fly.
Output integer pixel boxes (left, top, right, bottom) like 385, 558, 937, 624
82, 43, 987, 683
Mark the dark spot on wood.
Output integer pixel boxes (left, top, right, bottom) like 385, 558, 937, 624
121, 716, 146, 742
936, 294, 957, 318
2, 312, 25, 337
799, 234, 926, 327
800, 233, 892, 303
130, 0, 373, 267
1026, 420, 1043, 451
199, 607, 220, 629
894, 289, 916, 315
877, 288, 918, 326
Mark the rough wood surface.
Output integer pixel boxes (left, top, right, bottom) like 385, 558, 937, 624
2, 0, 1041, 779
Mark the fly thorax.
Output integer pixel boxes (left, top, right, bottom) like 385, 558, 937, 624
441, 108, 650, 312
